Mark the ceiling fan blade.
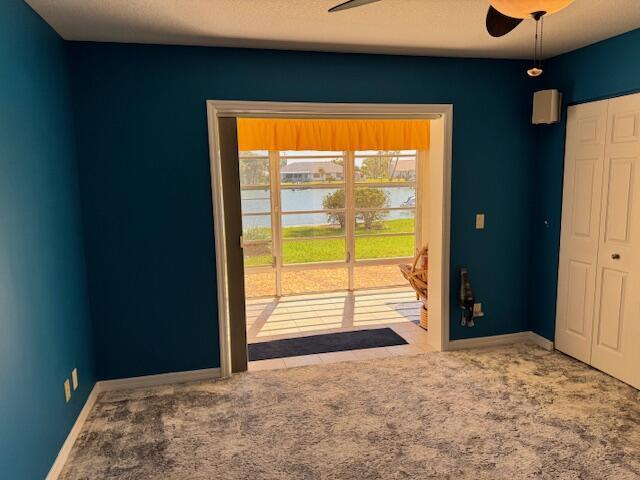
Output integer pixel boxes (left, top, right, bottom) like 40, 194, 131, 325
486, 6, 523, 37
329, 0, 382, 13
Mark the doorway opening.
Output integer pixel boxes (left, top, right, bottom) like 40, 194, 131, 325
241, 146, 423, 293
207, 102, 452, 376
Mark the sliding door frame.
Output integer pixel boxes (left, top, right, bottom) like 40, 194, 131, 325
207, 100, 453, 377
242, 149, 422, 295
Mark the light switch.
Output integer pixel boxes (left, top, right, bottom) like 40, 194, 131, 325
476, 214, 485, 229
72, 368, 78, 391
64, 379, 71, 403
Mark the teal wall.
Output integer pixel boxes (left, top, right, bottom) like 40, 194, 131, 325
67, 42, 539, 380
0, 2, 95, 478
529, 28, 640, 340
3, 0, 638, 473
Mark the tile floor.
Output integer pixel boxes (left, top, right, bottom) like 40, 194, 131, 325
246, 287, 434, 372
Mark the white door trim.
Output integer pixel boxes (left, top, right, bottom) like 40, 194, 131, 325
206, 100, 453, 375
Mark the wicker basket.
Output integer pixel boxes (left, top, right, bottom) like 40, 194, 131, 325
419, 305, 428, 330
399, 246, 429, 330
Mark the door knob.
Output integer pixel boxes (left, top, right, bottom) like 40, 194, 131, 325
611, 253, 621, 260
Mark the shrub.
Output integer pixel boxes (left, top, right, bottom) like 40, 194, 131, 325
322, 189, 346, 228
322, 187, 389, 230
356, 188, 390, 229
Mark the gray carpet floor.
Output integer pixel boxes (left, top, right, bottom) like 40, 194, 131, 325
60, 344, 640, 479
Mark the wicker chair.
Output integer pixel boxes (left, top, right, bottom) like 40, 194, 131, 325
399, 246, 428, 329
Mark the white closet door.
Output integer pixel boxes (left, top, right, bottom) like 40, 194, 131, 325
555, 101, 608, 363
590, 93, 640, 389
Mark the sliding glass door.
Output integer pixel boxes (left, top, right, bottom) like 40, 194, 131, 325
239, 150, 276, 297
353, 150, 419, 289
241, 149, 422, 297
279, 150, 349, 295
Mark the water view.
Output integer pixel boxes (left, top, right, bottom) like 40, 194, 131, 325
241, 186, 416, 228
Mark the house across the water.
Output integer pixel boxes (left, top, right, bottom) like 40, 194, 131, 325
280, 161, 344, 182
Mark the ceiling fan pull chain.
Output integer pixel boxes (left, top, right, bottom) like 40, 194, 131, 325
539, 16, 544, 68
534, 19, 539, 65
527, 16, 543, 77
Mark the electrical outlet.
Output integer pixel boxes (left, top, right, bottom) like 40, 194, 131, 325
475, 214, 485, 229
72, 368, 78, 391
64, 379, 71, 403
473, 303, 484, 317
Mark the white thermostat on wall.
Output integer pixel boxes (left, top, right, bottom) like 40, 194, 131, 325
532, 89, 562, 125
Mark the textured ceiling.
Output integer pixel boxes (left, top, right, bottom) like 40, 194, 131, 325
26, 0, 640, 59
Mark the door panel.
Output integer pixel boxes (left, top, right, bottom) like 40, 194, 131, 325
555, 101, 608, 363
604, 158, 633, 243
595, 268, 625, 352
571, 159, 596, 237
611, 111, 640, 144
566, 261, 593, 339
590, 93, 640, 389
565, 260, 591, 338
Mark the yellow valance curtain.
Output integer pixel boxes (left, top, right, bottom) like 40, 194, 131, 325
237, 118, 430, 151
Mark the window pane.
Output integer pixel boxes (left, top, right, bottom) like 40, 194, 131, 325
242, 215, 272, 240
241, 150, 269, 157
244, 271, 276, 298
241, 188, 271, 214
354, 185, 415, 209
354, 211, 415, 235
355, 150, 417, 182
283, 238, 346, 264
352, 208, 392, 232
282, 212, 345, 238
280, 151, 345, 185
355, 234, 415, 260
353, 186, 390, 212
243, 242, 273, 267
239, 156, 270, 187
281, 268, 348, 296
281, 187, 345, 212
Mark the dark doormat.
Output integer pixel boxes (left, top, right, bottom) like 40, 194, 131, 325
248, 328, 408, 361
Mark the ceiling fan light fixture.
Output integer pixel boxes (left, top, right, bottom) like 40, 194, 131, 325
526, 13, 545, 77
489, 0, 575, 19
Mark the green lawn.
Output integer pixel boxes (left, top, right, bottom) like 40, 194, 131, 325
244, 218, 415, 267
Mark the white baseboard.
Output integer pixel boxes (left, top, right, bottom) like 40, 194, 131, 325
447, 332, 531, 350
447, 331, 555, 351
526, 331, 555, 351
46, 367, 222, 479
95, 367, 222, 393
46, 385, 99, 480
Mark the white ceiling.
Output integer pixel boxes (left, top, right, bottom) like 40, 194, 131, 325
26, 0, 640, 59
